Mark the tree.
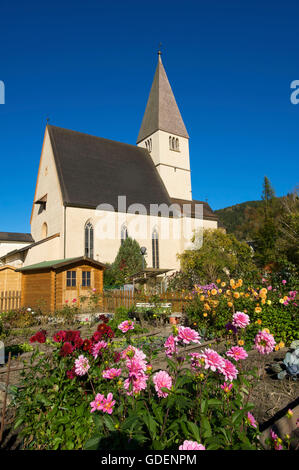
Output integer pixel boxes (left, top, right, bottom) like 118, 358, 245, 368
178, 229, 257, 284
262, 176, 275, 209
110, 237, 146, 286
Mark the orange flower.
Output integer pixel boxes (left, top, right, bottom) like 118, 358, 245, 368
238, 340, 244, 346
233, 292, 240, 299
211, 289, 217, 295
227, 301, 233, 307
255, 307, 262, 314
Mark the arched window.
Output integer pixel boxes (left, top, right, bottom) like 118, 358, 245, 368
84, 221, 94, 258
41, 222, 48, 239
152, 229, 159, 268
176, 138, 179, 151
121, 224, 128, 245
169, 136, 172, 149
172, 137, 175, 150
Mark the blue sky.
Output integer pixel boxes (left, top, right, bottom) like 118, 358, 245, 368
0, 0, 298, 233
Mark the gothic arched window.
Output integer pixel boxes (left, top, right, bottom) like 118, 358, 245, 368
169, 136, 172, 149
84, 221, 94, 258
41, 222, 48, 239
175, 138, 179, 151
152, 229, 159, 268
121, 225, 128, 245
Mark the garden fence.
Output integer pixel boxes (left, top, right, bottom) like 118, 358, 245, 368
101, 291, 190, 314
0, 291, 21, 313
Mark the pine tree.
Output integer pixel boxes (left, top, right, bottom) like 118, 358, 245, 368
111, 237, 146, 285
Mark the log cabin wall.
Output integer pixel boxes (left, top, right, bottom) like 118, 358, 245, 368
0, 266, 22, 292
21, 270, 53, 312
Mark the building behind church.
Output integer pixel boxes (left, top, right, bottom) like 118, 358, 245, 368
0, 53, 218, 275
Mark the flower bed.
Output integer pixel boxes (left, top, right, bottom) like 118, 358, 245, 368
11, 310, 298, 451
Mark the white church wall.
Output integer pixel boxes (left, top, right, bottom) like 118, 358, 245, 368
138, 130, 192, 201
63, 206, 216, 271
30, 129, 64, 243
23, 235, 61, 266
0, 241, 31, 258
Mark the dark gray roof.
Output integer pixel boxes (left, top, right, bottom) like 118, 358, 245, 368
137, 55, 189, 143
47, 125, 172, 212
0, 232, 34, 243
170, 198, 218, 221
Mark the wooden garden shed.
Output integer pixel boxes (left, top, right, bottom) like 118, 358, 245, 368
17, 257, 106, 313
0, 265, 22, 292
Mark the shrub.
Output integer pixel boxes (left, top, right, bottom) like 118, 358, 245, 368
185, 278, 298, 346
14, 320, 267, 450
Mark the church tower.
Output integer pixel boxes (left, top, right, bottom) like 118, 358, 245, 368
137, 52, 192, 201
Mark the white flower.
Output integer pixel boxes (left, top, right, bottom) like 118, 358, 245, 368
27, 308, 32, 312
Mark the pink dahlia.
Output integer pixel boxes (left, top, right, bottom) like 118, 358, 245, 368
100, 393, 116, 414
179, 440, 205, 450
90, 393, 105, 413
226, 346, 248, 361
118, 320, 135, 333
74, 355, 90, 376
164, 335, 178, 358
254, 330, 276, 355
92, 340, 108, 358
221, 359, 238, 382
247, 412, 257, 428
153, 370, 172, 398
201, 348, 225, 372
102, 368, 122, 379
124, 371, 148, 396
220, 382, 233, 393
176, 326, 201, 344
232, 311, 250, 329
189, 352, 203, 369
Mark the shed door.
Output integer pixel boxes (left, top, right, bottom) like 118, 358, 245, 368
63, 268, 94, 307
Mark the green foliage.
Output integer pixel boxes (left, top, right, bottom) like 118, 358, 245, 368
179, 229, 258, 284
184, 278, 299, 346
110, 237, 145, 286
13, 348, 94, 449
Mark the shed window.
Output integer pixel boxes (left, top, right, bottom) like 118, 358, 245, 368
66, 270, 76, 287
82, 271, 91, 287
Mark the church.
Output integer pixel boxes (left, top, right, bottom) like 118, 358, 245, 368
0, 53, 218, 275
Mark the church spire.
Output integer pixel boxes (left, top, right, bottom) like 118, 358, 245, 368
137, 53, 189, 144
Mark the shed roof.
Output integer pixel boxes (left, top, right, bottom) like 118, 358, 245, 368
17, 256, 107, 272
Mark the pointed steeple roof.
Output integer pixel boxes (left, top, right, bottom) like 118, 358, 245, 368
137, 53, 189, 143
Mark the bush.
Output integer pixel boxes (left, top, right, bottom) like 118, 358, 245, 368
185, 278, 298, 346
14, 320, 269, 450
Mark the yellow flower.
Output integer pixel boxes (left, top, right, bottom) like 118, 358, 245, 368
256, 319, 262, 325
279, 341, 285, 349
261, 298, 266, 304
279, 299, 284, 304
255, 307, 262, 313
227, 301, 233, 307
226, 290, 231, 296
230, 279, 235, 287
204, 303, 211, 311
259, 288, 267, 296
275, 345, 280, 351
245, 293, 249, 297
263, 328, 270, 333
211, 289, 217, 295
238, 279, 243, 286
200, 295, 205, 301
221, 282, 226, 287
218, 289, 222, 294
216, 278, 221, 284
267, 300, 272, 305
233, 292, 240, 299
238, 340, 244, 346
203, 313, 208, 317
